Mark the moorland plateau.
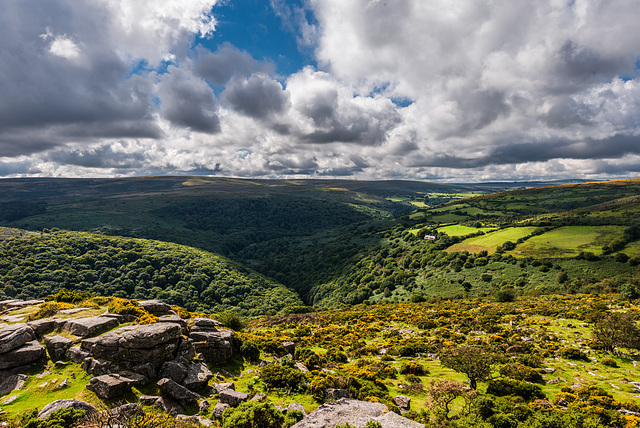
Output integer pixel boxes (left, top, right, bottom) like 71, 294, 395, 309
0, 177, 639, 427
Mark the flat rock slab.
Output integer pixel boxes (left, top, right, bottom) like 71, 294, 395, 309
27, 319, 56, 337
86, 372, 146, 399
0, 323, 35, 354
218, 389, 248, 407
0, 341, 45, 370
182, 362, 213, 390
44, 335, 73, 360
38, 399, 96, 419
1, 300, 44, 310
138, 300, 173, 315
0, 374, 29, 396
157, 377, 201, 406
64, 316, 119, 337
291, 398, 424, 428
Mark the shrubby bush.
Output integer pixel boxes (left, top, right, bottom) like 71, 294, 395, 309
222, 401, 284, 428
259, 363, 307, 392
558, 347, 590, 361
486, 378, 545, 401
499, 362, 544, 384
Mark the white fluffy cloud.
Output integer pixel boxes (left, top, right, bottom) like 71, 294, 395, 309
2, 0, 640, 181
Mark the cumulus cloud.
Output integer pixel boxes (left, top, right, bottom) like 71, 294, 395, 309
222, 73, 290, 119
195, 44, 275, 86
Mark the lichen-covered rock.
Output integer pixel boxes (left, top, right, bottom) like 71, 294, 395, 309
0, 341, 45, 370
324, 388, 351, 402
159, 360, 188, 384
191, 329, 234, 365
394, 395, 411, 414
157, 377, 201, 407
182, 361, 213, 391
287, 403, 307, 415
44, 335, 73, 361
86, 372, 146, 399
218, 389, 248, 407
212, 402, 230, 419
27, 319, 56, 338
0, 323, 35, 354
282, 341, 296, 355
290, 398, 424, 428
38, 399, 96, 419
0, 374, 28, 396
66, 346, 90, 364
63, 316, 119, 338
138, 300, 173, 316
81, 323, 182, 367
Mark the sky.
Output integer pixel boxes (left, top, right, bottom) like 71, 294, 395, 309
1, 0, 640, 182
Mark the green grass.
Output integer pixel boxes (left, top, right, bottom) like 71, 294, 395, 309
437, 225, 496, 237
509, 226, 625, 258
447, 227, 538, 254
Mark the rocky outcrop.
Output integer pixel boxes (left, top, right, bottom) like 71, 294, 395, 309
394, 395, 411, 414
324, 388, 351, 401
44, 335, 72, 360
86, 372, 147, 399
157, 378, 201, 407
0, 341, 46, 370
212, 402, 230, 419
0, 323, 35, 354
38, 399, 96, 419
191, 329, 234, 366
81, 323, 182, 368
291, 398, 424, 428
182, 361, 214, 390
27, 319, 56, 338
138, 300, 173, 316
0, 374, 28, 396
218, 389, 248, 407
63, 316, 119, 338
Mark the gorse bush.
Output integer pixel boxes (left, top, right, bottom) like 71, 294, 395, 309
222, 401, 284, 428
259, 363, 307, 392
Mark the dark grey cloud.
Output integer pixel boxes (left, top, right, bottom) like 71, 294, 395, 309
222, 74, 290, 119
157, 69, 220, 133
194, 44, 275, 86
541, 97, 596, 128
48, 144, 147, 169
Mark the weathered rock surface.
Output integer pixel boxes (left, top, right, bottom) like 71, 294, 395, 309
191, 329, 234, 365
287, 402, 307, 415
157, 377, 201, 407
138, 300, 173, 316
92, 403, 144, 425
0, 300, 44, 311
27, 319, 56, 338
81, 323, 182, 367
212, 382, 235, 393
0, 374, 28, 396
159, 360, 188, 384
38, 399, 96, 419
86, 372, 146, 399
0, 341, 46, 370
291, 398, 424, 428
324, 388, 351, 401
0, 323, 35, 354
177, 414, 215, 427
212, 402, 230, 419
283, 341, 296, 355
64, 316, 119, 338
154, 396, 185, 415
218, 389, 248, 407
44, 335, 73, 360
66, 346, 90, 364
182, 361, 214, 391
394, 395, 411, 414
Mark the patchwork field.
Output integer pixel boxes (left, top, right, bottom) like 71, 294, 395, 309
446, 227, 538, 254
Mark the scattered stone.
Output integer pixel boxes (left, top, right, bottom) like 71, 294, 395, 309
324, 388, 351, 402
620, 409, 640, 417
212, 402, 230, 419
287, 403, 306, 415
182, 361, 214, 391
218, 389, 248, 407
157, 378, 201, 407
154, 396, 184, 415
0, 374, 28, 396
394, 395, 411, 414
59, 308, 91, 315
158, 315, 187, 327
282, 341, 296, 355
64, 317, 119, 338
0, 323, 36, 354
38, 399, 96, 419
2, 395, 19, 404
541, 368, 556, 374
294, 362, 309, 373
375, 410, 425, 427
66, 346, 90, 364
0, 341, 46, 370
199, 400, 210, 413
211, 382, 235, 393
250, 393, 267, 402
57, 379, 68, 388
54, 361, 68, 368
86, 372, 145, 399
2, 300, 44, 310
177, 414, 215, 427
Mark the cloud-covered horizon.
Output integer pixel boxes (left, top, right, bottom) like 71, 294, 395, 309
1, 0, 640, 182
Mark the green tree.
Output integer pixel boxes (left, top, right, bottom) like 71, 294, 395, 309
440, 346, 498, 390
592, 312, 640, 352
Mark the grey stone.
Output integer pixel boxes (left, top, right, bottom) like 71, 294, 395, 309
176, 338, 196, 361
0, 323, 35, 354
282, 341, 296, 355
157, 377, 201, 407
290, 398, 387, 428
81, 323, 182, 365
86, 372, 146, 399
250, 393, 267, 402
139, 395, 161, 406
199, 400, 210, 412
324, 388, 351, 402
212, 402, 230, 419
93, 403, 144, 425
158, 315, 187, 327
66, 346, 90, 364
44, 335, 73, 361
287, 403, 307, 415
193, 318, 222, 329
154, 396, 184, 415
0, 374, 28, 396
191, 330, 234, 365
159, 360, 188, 384
38, 399, 96, 419
2, 300, 44, 310
294, 362, 309, 373
177, 414, 215, 427
182, 361, 214, 391
82, 357, 115, 375
0, 341, 45, 369
63, 317, 119, 338
218, 389, 248, 407
374, 410, 425, 427
27, 319, 56, 338
138, 300, 173, 315
212, 382, 235, 393
394, 395, 411, 414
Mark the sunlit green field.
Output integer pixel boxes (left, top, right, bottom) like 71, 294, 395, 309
446, 227, 538, 254
508, 226, 625, 258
